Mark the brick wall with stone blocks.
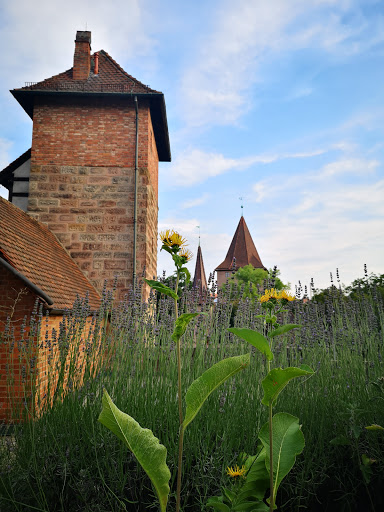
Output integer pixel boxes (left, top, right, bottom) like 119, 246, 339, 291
28, 95, 159, 299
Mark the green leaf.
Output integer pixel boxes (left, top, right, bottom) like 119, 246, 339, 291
228, 328, 273, 361
183, 354, 250, 430
261, 365, 314, 406
143, 278, 178, 300
233, 502, 268, 511
259, 413, 305, 505
180, 266, 191, 284
366, 424, 384, 431
329, 435, 351, 446
98, 390, 170, 512
269, 324, 301, 338
242, 450, 269, 500
206, 497, 231, 512
172, 312, 205, 343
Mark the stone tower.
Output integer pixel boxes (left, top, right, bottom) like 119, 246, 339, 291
7, 31, 170, 299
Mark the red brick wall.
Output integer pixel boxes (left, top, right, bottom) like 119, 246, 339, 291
0, 266, 106, 422
28, 96, 159, 298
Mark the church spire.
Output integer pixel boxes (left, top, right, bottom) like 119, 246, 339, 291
215, 216, 266, 287
193, 244, 208, 300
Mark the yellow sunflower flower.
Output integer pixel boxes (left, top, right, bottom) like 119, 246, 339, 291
259, 288, 280, 303
159, 229, 188, 249
226, 465, 247, 478
279, 290, 296, 302
179, 248, 193, 262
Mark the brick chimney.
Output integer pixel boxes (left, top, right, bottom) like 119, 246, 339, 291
73, 31, 91, 80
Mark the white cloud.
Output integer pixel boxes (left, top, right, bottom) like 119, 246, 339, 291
180, 194, 210, 210
168, 147, 329, 186
180, 0, 384, 127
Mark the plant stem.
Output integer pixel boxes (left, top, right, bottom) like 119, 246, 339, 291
268, 401, 274, 512
174, 270, 184, 512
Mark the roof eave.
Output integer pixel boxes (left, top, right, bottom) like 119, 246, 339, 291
10, 89, 171, 162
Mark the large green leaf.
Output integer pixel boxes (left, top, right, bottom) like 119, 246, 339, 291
242, 450, 270, 500
259, 413, 305, 505
172, 312, 205, 343
206, 497, 231, 512
269, 324, 301, 338
228, 328, 273, 361
183, 354, 250, 430
143, 278, 178, 300
261, 365, 314, 406
98, 390, 171, 512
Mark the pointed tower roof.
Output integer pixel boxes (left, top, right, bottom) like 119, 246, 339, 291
215, 216, 266, 271
193, 245, 208, 296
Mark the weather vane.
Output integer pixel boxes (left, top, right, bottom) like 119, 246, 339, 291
239, 197, 244, 216
196, 225, 200, 246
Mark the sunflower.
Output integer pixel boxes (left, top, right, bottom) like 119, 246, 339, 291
259, 288, 280, 303
179, 248, 193, 262
279, 290, 296, 302
226, 465, 247, 478
159, 229, 188, 249
259, 288, 296, 303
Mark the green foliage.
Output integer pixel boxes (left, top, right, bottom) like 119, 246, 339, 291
228, 328, 273, 360
261, 366, 314, 406
143, 278, 179, 300
98, 390, 171, 512
183, 354, 250, 430
172, 313, 203, 344
259, 413, 305, 505
207, 451, 269, 511
226, 266, 289, 302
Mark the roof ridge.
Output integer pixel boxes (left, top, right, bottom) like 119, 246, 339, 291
98, 50, 161, 94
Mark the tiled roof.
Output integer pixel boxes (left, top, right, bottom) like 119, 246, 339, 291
215, 216, 266, 271
193, 245, 208, 298
15, 50, 160, 94
0, 148, 31, 189
0, 197, 100, 310
11, 50, 171, 162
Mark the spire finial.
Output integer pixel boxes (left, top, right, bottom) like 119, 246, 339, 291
196, 225, 201, 246
239, 197, 244, 217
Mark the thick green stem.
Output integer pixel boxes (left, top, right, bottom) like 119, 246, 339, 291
268, 402, 274, 512
174, 270, 184, 512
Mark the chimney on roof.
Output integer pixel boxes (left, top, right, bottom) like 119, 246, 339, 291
73, 31, 91, 80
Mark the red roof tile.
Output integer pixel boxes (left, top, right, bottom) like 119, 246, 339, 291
16, 50, 160, 94
215, 216, 266, 271
0, 197, 100, 310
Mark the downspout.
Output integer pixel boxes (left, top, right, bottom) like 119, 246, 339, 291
0, 257, 54, 306
133, 95, 139, 288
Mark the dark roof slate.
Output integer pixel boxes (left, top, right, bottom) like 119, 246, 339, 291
215, 216, 266, 271
0, 197, 100, 310
193, 245, 208, 297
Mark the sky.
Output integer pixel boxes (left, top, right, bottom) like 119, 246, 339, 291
1, 0, 384, 293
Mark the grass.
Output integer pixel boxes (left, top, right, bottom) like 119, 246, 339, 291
0, 277, 383, 511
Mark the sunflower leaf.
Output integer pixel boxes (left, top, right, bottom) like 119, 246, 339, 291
261, 366, 314, 406
183, 354, 250, 430
143, 278, 179, 300
269, 324, 301, 338
228, 328, 273, 361
98, 390, 170, 512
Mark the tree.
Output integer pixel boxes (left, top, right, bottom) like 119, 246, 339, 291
225, 265, 289, 302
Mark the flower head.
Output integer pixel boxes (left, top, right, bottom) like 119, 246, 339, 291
159, 229, 188, 250
227, 465, 247, 478
259, 288, 295, 303
179, 248, 193, 262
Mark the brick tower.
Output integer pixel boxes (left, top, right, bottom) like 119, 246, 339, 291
8, 31, 170, 298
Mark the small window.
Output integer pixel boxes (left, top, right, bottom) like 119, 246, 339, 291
225, 272, 230, 278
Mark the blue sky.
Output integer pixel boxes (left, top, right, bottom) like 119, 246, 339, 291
1, 0, 383, 292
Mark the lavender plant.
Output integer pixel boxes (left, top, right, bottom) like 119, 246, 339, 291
208, 288, 314, 511
98, 230, 250, 512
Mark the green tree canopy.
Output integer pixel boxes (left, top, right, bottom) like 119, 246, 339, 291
224, 265, 289, 302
